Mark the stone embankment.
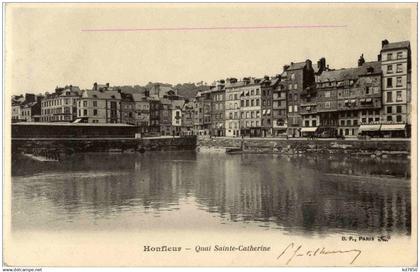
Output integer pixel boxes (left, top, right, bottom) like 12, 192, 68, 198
197, 137, 411, 158
12, 136, 197, 159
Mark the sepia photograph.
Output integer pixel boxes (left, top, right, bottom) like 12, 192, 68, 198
3, 2, 418, 268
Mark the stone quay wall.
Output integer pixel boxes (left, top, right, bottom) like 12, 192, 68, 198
197, 137, 411, 157
12, 136, 197, 156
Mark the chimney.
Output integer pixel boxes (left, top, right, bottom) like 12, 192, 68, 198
377, 54, 381, 61
317, 58, 326, 72
106, 83, 110, 89
358, 54, 365, 67
283, 65, 290, 72
382, 39, 389, 48
93, 82, 98, 91
264, 75, 270, 80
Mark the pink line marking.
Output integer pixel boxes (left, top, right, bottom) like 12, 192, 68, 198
81, 25, 347, 32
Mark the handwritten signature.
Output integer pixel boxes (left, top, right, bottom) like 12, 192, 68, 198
277, 242, 362, 265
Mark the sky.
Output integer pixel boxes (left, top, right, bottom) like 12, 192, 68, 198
5, 3, 416, 95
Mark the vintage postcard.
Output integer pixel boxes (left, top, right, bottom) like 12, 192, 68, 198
3, 2, 418, 268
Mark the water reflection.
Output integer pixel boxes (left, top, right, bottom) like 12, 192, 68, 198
12, 151, 410, 235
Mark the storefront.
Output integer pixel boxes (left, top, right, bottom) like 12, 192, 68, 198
358, 124, 381, 137
301, 127, 318, 138
380, 124, 407, 138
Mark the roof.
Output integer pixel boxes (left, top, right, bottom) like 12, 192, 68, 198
171, 99, 185, 109
287, 61, 307, 71
12, 122, 134, 127
82, 90, 121, 100
382, 41, 410, 51
318, 61, 381, 82
132, 93, 147, 102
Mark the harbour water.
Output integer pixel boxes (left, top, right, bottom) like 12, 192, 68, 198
12, 151, 411, 236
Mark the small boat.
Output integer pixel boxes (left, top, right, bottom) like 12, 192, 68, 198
225, 148, 243, 154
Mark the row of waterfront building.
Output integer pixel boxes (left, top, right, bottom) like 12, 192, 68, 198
11, 39, 411, 138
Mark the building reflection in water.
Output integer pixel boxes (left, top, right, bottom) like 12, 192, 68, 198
12, 151, 410, 235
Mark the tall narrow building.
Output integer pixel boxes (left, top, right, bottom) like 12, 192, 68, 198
379, 40, 411, 136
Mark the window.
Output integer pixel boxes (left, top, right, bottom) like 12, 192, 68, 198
387, 65, 393, 74
325, 102, 331, 108
256, 99, 260, 106
305, 120, 310, 127
396, 77, 402, 87
83, 109, 87, 116
234, 94, 237, 100
256, 111, 260, 118
246, 100, 249, 107
288, 106, 293, 113
397, 52, 403, 59
291, 73, 295, 80
312, 120, 316, 127
241, 100, 244, 107
387, 106, 392, 114
396, 105, 402, 113
256, 89, 260, 95
229, 112, 233, 119
396, 91, 403, 102
325, 91, 330, 98
362, 118, 366, 123
251, 111, 255, 118
396, 115, 402, 122
93, 109, 98, 116
288, 84, 292, 90
294, 84, 298, 90
251, 100, 254, 107
294, 105, 298, 112
347, 120, 351, 126
387, 116, 393, 122
83, 101, 87, 107
340, 120, 345, 126
93, 101, 98, 107
386, 92, 392, 102
387, 53, 392, 60
294, 94, 297, 101
397, 64, 403, 73
387, 78, 393, 88
353, 120, 358, 126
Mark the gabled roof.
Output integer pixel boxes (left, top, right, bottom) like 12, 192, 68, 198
132, 93, 147, 102
287, 62, 307, 71
318, 61, 381, 83
171, 99, 185, 109
382, 41, 410, 51
82, 90, 121, 100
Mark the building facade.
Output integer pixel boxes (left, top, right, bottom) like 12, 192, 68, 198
284, 60, 315, 137
239, 78, 262, 137
224, 78, 242, 137
77, 90, 121, 123
41, 87, 80, 122
210, 81, 225, 137
379, 40, 411, 137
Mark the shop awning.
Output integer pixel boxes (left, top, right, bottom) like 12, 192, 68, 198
301, 127, 318, 132
73, 118, 82, 123
359, 124, 381, 132
380, 124, 406, 131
